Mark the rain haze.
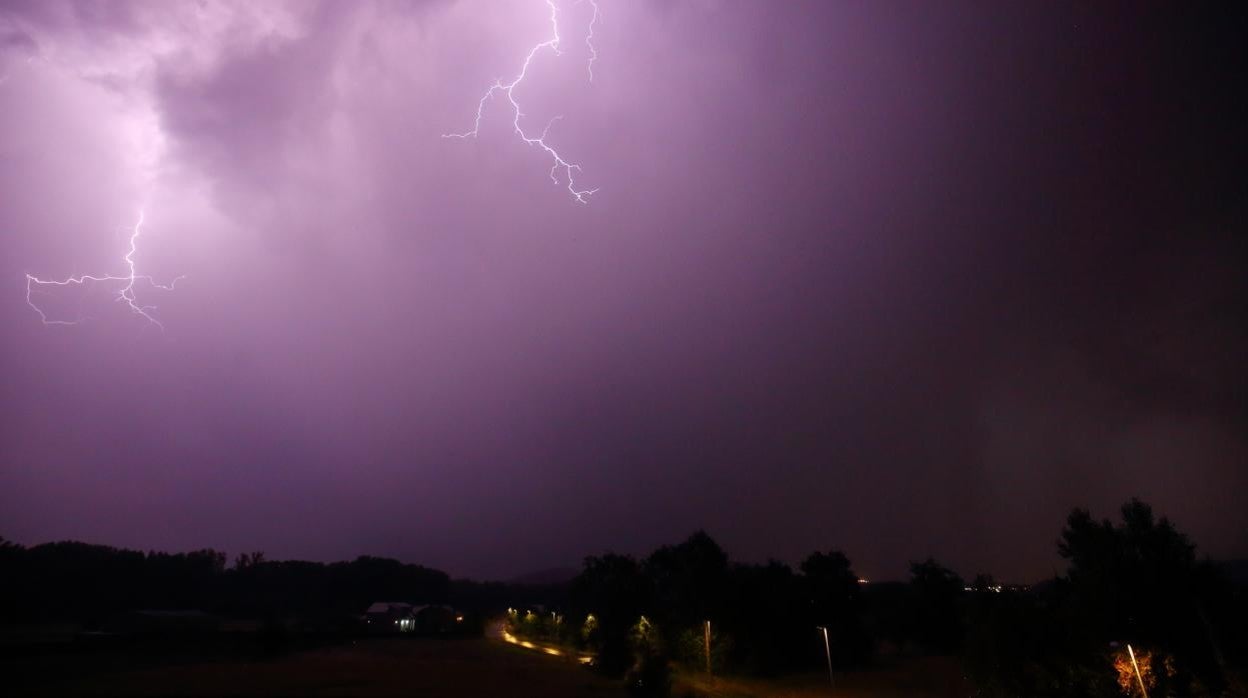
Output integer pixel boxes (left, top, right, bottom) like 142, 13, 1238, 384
1, 0, 1245, 584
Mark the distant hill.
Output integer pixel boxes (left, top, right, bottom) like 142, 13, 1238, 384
508, 567, 579, 586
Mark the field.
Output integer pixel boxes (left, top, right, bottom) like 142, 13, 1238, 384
6, 636, 625, 697
4, 632, 971, 697
671, 656, 970, 698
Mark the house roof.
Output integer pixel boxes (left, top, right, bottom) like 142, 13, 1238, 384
133, 609, 215, 618
365, 602, 412, 614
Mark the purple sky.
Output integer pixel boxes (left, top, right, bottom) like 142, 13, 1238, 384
1, 1, 1244, 582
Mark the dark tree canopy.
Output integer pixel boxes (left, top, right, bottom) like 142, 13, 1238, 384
965, 498, 1244, 696
907, 558, 964, 652
0, 540, 450, 625
644, 530, 729, 629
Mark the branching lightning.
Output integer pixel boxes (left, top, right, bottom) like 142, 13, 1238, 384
25, 210, 183, 330
443, 0, 601, 204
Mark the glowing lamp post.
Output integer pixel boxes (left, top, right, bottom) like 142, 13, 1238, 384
1127, 644, 1149, 698
704, 620, 712, 677
817, 625, 835, 693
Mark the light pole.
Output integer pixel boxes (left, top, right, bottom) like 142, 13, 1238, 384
704, 620, 712, 677
817, 625, 835, 692
1127, 644, 1149, 698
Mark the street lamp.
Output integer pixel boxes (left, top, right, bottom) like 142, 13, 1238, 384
816, 625, 835, 692
1127, 644, 1149, 698
704, 620, 712, 677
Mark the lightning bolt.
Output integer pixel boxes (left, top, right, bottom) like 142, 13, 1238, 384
582, 0, 600, 82
443, 0, 601, 204
25, 209, 183, 330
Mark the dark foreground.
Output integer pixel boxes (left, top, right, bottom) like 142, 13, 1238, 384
4, 633, 974, 697
6, 636, 625, 697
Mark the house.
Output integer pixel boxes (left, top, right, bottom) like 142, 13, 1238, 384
365, 601, 417, 632
363, 602, 462, 634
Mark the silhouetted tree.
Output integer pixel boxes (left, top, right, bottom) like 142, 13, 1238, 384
800, 550, 870, 667
965, 499, 1244, 696
719, 560, 803, 675
570, 553, 651, 676
234, 551, 265, 570
1058, 498, 1228, 693
625, 615, 670, 696
908, 557, 963, 652
644, 531, 728, 631
0, 539, 448, 632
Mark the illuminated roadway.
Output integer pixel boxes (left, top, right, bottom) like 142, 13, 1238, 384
488, 619, 594, 665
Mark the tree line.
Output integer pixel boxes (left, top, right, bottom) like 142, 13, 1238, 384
0, 541, 449, 628
2, 498, 1245, 696
505, 499, 1247, 697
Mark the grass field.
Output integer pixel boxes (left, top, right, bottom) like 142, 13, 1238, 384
5, 632, 970, 697
7, 636, 625, 697
671, 656, 970, 698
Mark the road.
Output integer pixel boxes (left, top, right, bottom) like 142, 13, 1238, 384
488, 619, 595, 665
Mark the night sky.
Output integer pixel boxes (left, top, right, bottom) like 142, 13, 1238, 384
1, 1, 1244, 583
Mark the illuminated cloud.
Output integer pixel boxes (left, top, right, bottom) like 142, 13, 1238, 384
0, 1, 1243, 582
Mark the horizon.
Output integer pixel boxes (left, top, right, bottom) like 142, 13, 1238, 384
6, 516, 1243, 588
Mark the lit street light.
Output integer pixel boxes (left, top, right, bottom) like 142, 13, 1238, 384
1127, 644, 1149, 698
704, 620, 712, 677
817, 625, 835, 693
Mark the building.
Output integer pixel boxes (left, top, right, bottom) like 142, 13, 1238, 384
363, 602, 461, 634
364, 601, 417, 633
